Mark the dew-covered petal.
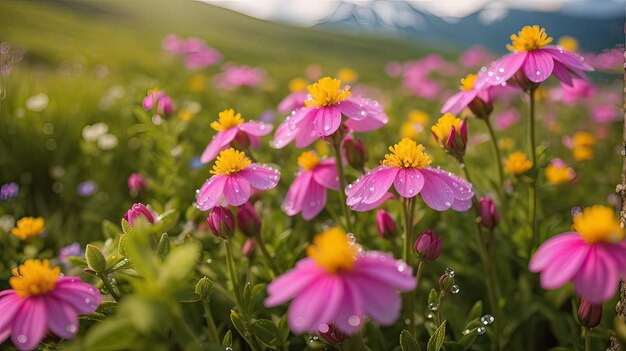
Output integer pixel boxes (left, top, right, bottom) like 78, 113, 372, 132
283, 171, 313, 216
573, 246, 620, 304
543, 46, 594, 72
475, 52, 527, 89
351, 274, 400, 325
312, 161, 339, 190
423, 168, 474, 201
441, 90, 477, 115
353, 253, 416, 291
12, 297, 47, 351
45, 296, 79, 340
301, 180, 327, 220
551, 61, 574, 86
265, 258, 322, 307
522, 50, 554, 83
294, 113, 320, 148
349, 192, 394, 212
393, 168, 424, 198
314, 106, 342, 137
337, 99, 367, 121
239, 164, 280, 191
419, 173, 454, 211
271, 120, 298, 149
239, 121, 273, 136
287, 274, 344, 334
347, 167, 398, 206
223, 174, 251, 206
344, 98, 388, 132
200, 128, 238, 164
333, 277, 364, 335
195, 175, 227, 211
52, 278, 102, 314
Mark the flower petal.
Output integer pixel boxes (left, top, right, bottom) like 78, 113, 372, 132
539, 240, 590, 289
284, 171, 313, 216
223, 174, 251, 206
239, 164, 280, 191
522, 50, 554, 83
12, 297, 47, 351
333, 277, 364, 335
543, 46, 594, 72
423, 168, 474, 201
351, 274, 400, 325
52, 278, 102, 314
393, 168, 425, 199
200, 128, 238, 164
337, 99, 367, 121
196, 175, 227, 211
346, 166, 398, 206
475, 52, 527, 89
301, 180, 327, 220
265, 258, 322, 307
312, 161, 339, 190
441, 90, 477, 115
45, 296, 79, 340
344, 98, 388, 132
239, 121, 273, 136
529, 233, 584, 272
314, 106, 342, 137
352, 253, 416, 291
271, 120, 298, 149
419, 173, 454, 211
551, 61, 574, 86
287, 274, 343, 334
0, 294, 23, 344
573, 246, 620, 303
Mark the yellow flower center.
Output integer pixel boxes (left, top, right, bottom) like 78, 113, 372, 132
10, 259, 60, 297
11, 217, 45, 240
558, 36, 579, 52
211, 148, 251, 175
289, 78, 308, 92
573, 132, 596, 147
507, 25, 553, 52
297, 151, 320, 171
573, 206, 624, 244
460, 74, 477, 91
305, 77, 351, 108
210, 109, 245, 131
545, 163, 574, 185
306, 227, 357, 273
337, 67, 357, 83
504, 152, 532, 175
383, 138, 432, 169
431, 113, 461, 144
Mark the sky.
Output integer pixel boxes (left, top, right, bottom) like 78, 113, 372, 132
203, 0, 624, 26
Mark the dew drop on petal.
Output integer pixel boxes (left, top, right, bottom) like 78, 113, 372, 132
66, 324, 77, 333
17, 335, 28, 344
348, 315, 361, 327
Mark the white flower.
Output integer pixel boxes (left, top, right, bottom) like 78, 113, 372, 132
82, 122, 109, 141
25, 93, 49, 112
0, 214, 15, 232
97, 133, 118, 150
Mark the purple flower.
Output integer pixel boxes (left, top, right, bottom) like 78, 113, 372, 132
59, 243, 83, 265
77, 181, 97, 197
0, 182, 19, 200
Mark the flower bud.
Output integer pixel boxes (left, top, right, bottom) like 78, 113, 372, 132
195, 276, 214, 302
414, 230, 443, 262
123, 203, 156, 227
156, 95, 174, 117
375, 210, 398, 238
439, 273, 455, 292
236, 202, 261, 237
242, 238, 257, 259
207, 206, 235, 239
127, 173, 147, 196
318, 323, 348, 345
232, 131, 250, 150
578, 298, 602, 328
343, 137, 368, 171
479, 196, 500, 230
468, 97, 493, 120
431, 114, 467, 160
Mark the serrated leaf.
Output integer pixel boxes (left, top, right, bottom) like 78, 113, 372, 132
427, 321, 446, 351
96, 300, 118, 315
250, 319, 281, 348
400, 329, 420, 351
222, 330, 233, 348
86, 244, 107, 273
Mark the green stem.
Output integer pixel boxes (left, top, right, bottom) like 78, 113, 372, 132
528, 88, 538, 253
483, 118, 505, 195
201, 301, 220, 344
584, 327, 591, 351
255, 233, 280, 277
402, 197, 416, 335
435, 292, 446, 326
98, 273, 121, 302
415, 260, 425, 290
461, 163, 501, 351
331, 138, 355, 235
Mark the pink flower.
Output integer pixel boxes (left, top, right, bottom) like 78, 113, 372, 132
200, 109, 273, 164
494, 109, 520, 131
162, 35, 221, 69
385, 61, 402, 77
459, 45, 495, 68
476, 25, 593, 90
272, 78, 387, 149
0, 259, 101, 351
441, 72, 517, 118
592, 104, 619, 123
277, 91, 308, 114
552, 78, 596, 105
123, 203, 156, 227
214, 64, 265, 90
346, 138, 473, 212
265, 228, 416, 335
162, 34, 184, 54
529, 206, 626, 303
195, 148, 280, 210
142, 89, 173, 117
283, 152, 339, 220
127, 172, 147, 195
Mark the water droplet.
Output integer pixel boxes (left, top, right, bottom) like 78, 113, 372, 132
444, 201, 451, 207
451, 285, 460, 294
426, 313, 433, 319
66, 324, 77, 333
324, 125, 330, 131
405, 318, 411, 324
535, 70, 541, 76
206, 258, 213, 264
348, 315, 361, 326
17, 335, 28, 344
462, 329, 470, 335
481, 314, 495, 325
428, 303, 438, 312
318, 323, 329, 333
225, 347, 233, 351
85, 298, 91, 304
445, 267, 455, 277
477, 326, 486, 335
498, 68, 504, 73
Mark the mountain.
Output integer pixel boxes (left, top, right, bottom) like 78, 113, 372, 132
317, 1, 624, 53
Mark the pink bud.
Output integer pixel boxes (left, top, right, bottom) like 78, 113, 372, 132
123, 203, 156, 227
479, 196, 500, 230
459, 118, 468, 144
578, 298, 602, 328
343, 137, 368, 171
207, 206, 235, 239
157, 96, 174, 117
128, 173, 147, 196
318, 323, 348, 345
236, 202, 261, 237
242, 238, 257, 259
414, 229, 443, 262
376, 209, 398, 238
142, 94, 155, 111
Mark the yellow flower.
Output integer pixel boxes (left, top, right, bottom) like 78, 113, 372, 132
507, 25, 553, 52
178, 108, 194, 121
305, 77, 351, 108
337, 68, 358, 84
400, 110, 429, 139
211, 148, 251, 175
288, 78, 308, 92
545, 162, 575, 184
211, 109, 244, 131
10, 259, 60, 297
382, 138, 432, 169
188, 74, 207, 92
558, 36, 579, 52
460, 74, 477, 91
573, 206, 623, 244
431, 113, 461, 146
572, 132, 596, 161
498, 137, 515, 151
297, 151, 320, 171
11, 217, 45, 240
504, 152, 532, 175
307, 227, 357, 273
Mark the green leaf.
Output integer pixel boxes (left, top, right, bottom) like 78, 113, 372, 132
67, 256, 87, 267
102, 220, 121, 239
156, 232, 170, 260
96, 300, 118, 315
465, 300, 483, 326
118, 234, 129, 257
250, 319, 282, 348
427, 321, 446, 351
194, 276, 213, 302
110, 258, 133, 272
86, 244, 107, 273
176, 290, 201, 303
278, 315, 289, 342
152, 209, 179, 233
399, 329, 420, 351
84, 319, 136, 350
222, 330, 233, 348
428, 288, 438, 305
230, 309, 248, 339
121, 219, 134, 235
157, 242, 200, 289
